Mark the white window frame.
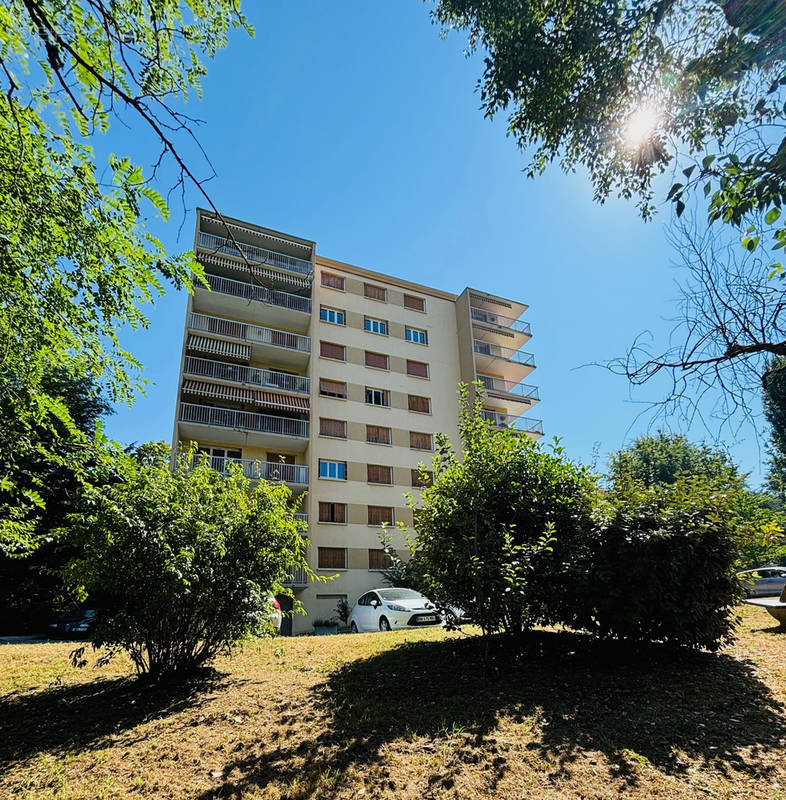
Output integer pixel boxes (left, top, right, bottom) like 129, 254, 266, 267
405, 327, 427, 345
365, 387, 389, 407
364, 316, 388, 336
318, 459, 347, 480
320, 306, 345, 326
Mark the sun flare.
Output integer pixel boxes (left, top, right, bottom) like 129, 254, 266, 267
625, 106, 659, 146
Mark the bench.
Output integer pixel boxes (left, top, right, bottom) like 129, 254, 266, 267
744, 583, 786, 627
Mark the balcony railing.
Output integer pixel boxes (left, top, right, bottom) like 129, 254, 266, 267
197, 231, 312, 276
183, 356, 310, 395
294, 513, 308, 524
201, 455, 309, 484
189, 312, 311, 353
180, 403, 309, 439
282, 565, 308, 587
476, 375, 539, 401
483, 410, 543, 435
471, 307, 531, 335
473, 339, 535, 367
202, 273, 311, 314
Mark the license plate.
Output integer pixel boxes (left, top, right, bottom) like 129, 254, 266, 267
420, 615, 436, 622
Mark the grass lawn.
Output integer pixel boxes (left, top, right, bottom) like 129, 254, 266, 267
2, 605, 786, 800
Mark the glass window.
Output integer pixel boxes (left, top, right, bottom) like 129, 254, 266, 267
321, 272, 345, 291
320, 306, 345, 325
318, 502, 346, 523
365, 387, 390, 407
319, 459, 347, 480
406, 327, 427, 345
364, 317, 388, 335
319, 378, 347, 399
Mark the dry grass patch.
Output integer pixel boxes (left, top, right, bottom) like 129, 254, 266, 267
1, 606, 786, 800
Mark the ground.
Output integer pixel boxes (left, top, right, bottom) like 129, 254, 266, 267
1, 606, 785, 800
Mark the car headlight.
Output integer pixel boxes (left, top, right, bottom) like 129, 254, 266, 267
386, 603, 408, 612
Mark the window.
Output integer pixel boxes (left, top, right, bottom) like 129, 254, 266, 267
364, 316, 388, 335
407, 359, 429, 379
368, 549, 393, 571
411, 469, 434, 488
366, 424, 391, 445
408, 394, 431, 413
321, 272, 345, 291
406, 327, 427, 345
365, 387, 390, 407
410, 431, 433, 450
319, 378, 347, 399
368, 505, 394, 526
320, 341, 345, 361
404, 294, 425, 312
196, 446, 242, 473
320, 306, 345, 325
318, 459, 346, 480
318, 547, 347, 569
365, 351, 389, 370
319, 418, 346, 439
367, 464, 393, 484
364, 283, 387, 302
318, 502, 346, 523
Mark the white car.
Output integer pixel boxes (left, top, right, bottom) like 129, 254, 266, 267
349, 588, 442, 632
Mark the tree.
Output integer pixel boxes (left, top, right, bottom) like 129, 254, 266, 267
608, 431, 738, 488
408, 384, 598, 637
432, 1, 786, 398
0, 2, 251, 551
0, 369, 113, 632
764, 355, 786, 503
64, 445, 309, 679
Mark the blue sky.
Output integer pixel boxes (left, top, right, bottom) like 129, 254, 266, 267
102, 1, 766, 481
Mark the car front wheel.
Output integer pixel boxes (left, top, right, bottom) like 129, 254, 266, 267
350, 621, 358, 633
379, 616, 391, 632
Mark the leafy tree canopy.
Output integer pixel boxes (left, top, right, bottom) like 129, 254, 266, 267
0, 2, 250, 549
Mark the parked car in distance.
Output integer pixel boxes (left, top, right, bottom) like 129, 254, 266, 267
349, 588, 442, 632
738, 567, 786, 598
48, 608, 98, 638
269, 596, 282, 634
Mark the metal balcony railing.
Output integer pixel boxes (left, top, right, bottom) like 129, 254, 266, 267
282, 565, 308, 587
180, 402, 309, 439
201, 273, 311, 314
476, 375, 539, 401
473, 339, 535, 367
482, 410, 543, 435
183, 356, 310, 395
197, 231, 312, 276
471, 307, 531, 335
294, 513, 308, 524
189, 312, 311, 353
202, 455, 309, 484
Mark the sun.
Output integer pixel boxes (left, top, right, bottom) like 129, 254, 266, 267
625, 105, 659, 146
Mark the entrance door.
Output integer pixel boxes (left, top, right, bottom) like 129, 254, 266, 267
278, 594, 294, 637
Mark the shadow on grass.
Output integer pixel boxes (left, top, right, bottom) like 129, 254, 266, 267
0, 669, 226, 770
201, 629, 786, 799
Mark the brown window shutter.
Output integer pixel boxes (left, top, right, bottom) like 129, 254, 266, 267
367, 505, 394, 526
411, 469, 434, 487
407, 360, 429, 378
320, 341, 345, 360
364, 283, 387, 301
318, 547, 347, 569
368, 549, 393, 570
318, 502, 346, 523
410, 431, 433, 450
365, 351, 389, 370
319, 418, 346, 438
319, 378, 347, 398
366, 425, 391, 444
321, 272, 345, 290
403, 294, 425, 312
408, 394, 431, 413
367, 464, 392, 484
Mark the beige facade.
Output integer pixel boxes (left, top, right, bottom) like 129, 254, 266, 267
172, 210, 541, 634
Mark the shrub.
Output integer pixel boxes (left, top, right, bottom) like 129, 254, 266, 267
63, 445, 309, 678
559, 476, 743, 650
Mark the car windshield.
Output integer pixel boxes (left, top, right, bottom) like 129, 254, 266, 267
377, 589, 424, 601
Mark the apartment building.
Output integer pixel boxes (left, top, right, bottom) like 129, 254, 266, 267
172, 210, 542, 634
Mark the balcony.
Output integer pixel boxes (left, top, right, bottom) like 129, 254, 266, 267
476, 375, 539, 403
483, 410, 543, 436
473, 338, 535, 381
179, 402, 309, 451
294, 513, 308, 525
197, 231, 312, 277
282, 565, 308, 588
473, 339, 534, 366
184, 356, 310, 395
189, 312, 310, 369
203, 455, 308, 486
471, 307, 531, 336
